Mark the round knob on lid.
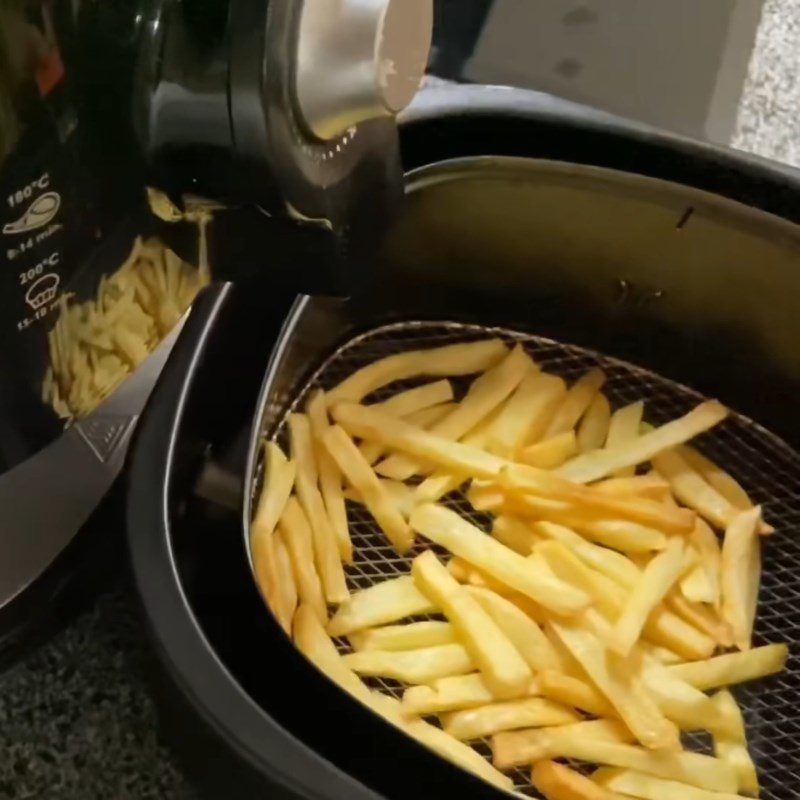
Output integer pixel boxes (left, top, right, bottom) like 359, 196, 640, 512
295, 0, 433, 141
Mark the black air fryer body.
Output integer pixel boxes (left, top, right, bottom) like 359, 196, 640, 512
127, 85, 800, 799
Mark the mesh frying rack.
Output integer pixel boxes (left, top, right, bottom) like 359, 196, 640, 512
268, 321, 800, 799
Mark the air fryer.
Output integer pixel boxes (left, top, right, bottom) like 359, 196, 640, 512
126, 84, 800, 799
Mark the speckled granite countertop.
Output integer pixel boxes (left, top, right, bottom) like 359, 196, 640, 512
2, 3, 799, 798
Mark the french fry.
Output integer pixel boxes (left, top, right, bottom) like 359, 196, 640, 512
551, 621, 680, 750
545, 368, 607, 437
538, 670, 616, 717
668, 644, 788, 690
639, 642, 684, 666
491, 515, 539, 554
519, 373, 569, 445
483, 367, 546, 456
414, 470, 465, 504
377, 345, 532, 480
605, 400, 645, 477
251, 443, 296, 623
279, 498, 328, 622
410, 504, 590, 614
594, 474, 671, 501
343, 643, 475, 684
373, 379, 454, 416
333, 402, 507, 479
327, 576, 436, 637
379, 479, 418, 518
519, 431, 579, 469
466, 586, 563, 672
609, 538, 686, 656
557, 401, 729, 483
492, 719, 636, 769
721, 507, 762, 651
289, 414, 349, 603
683, 518, 722, 607
577, 393, 612, 452
328, 339, 507, 403
412, 552, 532, 698
447, 557, 519, 598
403, 673, 540, 715
532, 761, 626, 800
679, 445, 754, 512
577, 519, 667, 553
667, 591, 732, 646
680, 564, 715, 605
710, 691, 759, 796
273, 530, 298, 634
443, 697, 581, 741
323, 425, 414, 552
307, 390, 353, 562
349, 621, 456, 652
593, 768, 744, 800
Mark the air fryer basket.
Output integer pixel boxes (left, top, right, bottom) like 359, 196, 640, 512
245, 157, 800, 799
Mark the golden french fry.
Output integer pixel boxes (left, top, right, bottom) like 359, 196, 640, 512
379, 479, 418, 518
307, 390, 353, 562
327, 576, 436, 637
593, 768, 743, 800
492, 719, 636, 769
639, 642, 684, 666
538, 670, 616, 717
343, 643, 475, 684
518, 431, 579, 469
519, 373, 569, 445
669, 644, 788, 690
279, 498, 328, 622
410, 504, 590, 614
414, 470, 465, 504
466, 586, 563, 672
558, 401, 729, 483
545, 368, 607, 438
373, 379, 454, 416
680, 564, 715, 605
328, 339, 507, 403
289, 414, 349, 604
667, 591, 732, 647
684, 518, 722, 608
551, 622, 680, 750
577, 392, 612, 452
273, 530, 298, 634
577, 519, 667, 553
412, 551, 532, 698
447, 557, 518, 597
377, 345, 532, 480
605, 401, 645, 477
466, 479, 505, 512
679, 445, 754, 512
491, 515, 539, 554
323, 425, 414, 553
532, 761, 626, 800
333, 402, 507, 479
710, 691, 759, 795
609, 538, 686, 656
443, 697, 580, 741
593, 474, 670, 501
403, 673, 540, 715
348, 621, 456, 652
483, 367, 548, 456
721, 507, 762, 651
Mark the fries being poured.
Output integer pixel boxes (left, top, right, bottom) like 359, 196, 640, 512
251, 337, 788, 798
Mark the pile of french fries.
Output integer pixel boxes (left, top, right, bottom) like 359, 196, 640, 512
250, 338, 789, 799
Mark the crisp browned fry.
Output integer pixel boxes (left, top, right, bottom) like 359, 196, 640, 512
289, 414, 349, 604
609, 538, 686, 656
679, 445, 754, 511
328, 339, 507, 403
605, 401, 645, 477
682, 518, 721, 607
577, 392, 612, 452
323, 425, 414, 553
545, 368, 607, 438
327, 576, 436, 637
280, 498, 328, 622
667, 591, 732, 646
492, 719, 635, 769
443, 697, 580, 741
593, 474, 671, 501
538, 670, 616, 717
412, 551, 532, 697
532, 761, 627, 800
403, 673, 540, 715
410, 504, 590, 614
551, 621, 680, 750
577, 519, 667, 553
720, 507, 762, 652
484, 367, 546, 456
377, 344, 532, 480
307, 391, 353, 562
348, 621, 456, 652
593, 768, 744, 800
710, 691, 760, 796
466, 586, 563, 672
518, 430, 579, 469
492, 515, 539, 554
669, 644, 788, 690
273, 530, 298, 634
343, 643, 475, 684
333, 402, 507, 478
558, 401, 729, 483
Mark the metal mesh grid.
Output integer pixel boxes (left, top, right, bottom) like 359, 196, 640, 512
270, 321, 800, 799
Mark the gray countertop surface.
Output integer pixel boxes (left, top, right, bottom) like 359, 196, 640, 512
3, 2, 800, 798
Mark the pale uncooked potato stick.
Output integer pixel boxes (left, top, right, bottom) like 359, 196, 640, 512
577, 392, 612, 452
328, 339, 507, 403
414, 469, 466, 504
377, 344, 531, 480
545, 367, 606, 438
289, 414, 349, 603
558, 401, 729, 483
605, 400, 645, 477
491, 515, 540, 555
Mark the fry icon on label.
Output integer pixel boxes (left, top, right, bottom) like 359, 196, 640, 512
4, 192, 61, 235
26, 273, 60, 310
